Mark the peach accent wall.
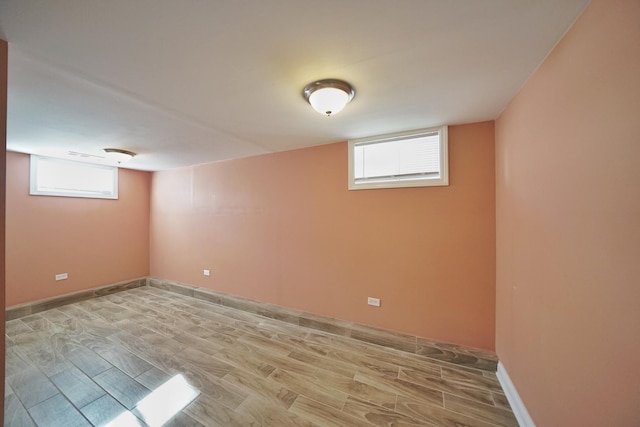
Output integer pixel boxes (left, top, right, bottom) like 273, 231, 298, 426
150, 122, 496, 350
1, 39, 8, 423
495, 0, 640, 424
6, 151, 151, 306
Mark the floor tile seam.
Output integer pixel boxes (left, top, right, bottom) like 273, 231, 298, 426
392, 393, 400, 413
107, 322, 182, 352
5, 380, 46, 413
46, 362, 104, 391
356, 372, 448, 410
270, 367, 351, 406
93, 364, 154, 398
119, 301, 183, 323
179, 327, 243, 354
350, 330, 419, 352
82, 394, 147, 427
26, 392, 94, 426
188, 384, 247, 415
294, 391, 350, 415
409, 353, 493, 375
437, 365, 444, 379
392, 397, 457, 427
19, 318, 60, 335
181, 403, 218, 427
130, 311, 202, 335
306, 359, 354, 385
228, 399, 274, 426
107, 339, 166, 371
5, 344, 32, 367
228, 400, 265, 427
235, 331, 304, 357
394, 371, 496, 405
287, 347, 361, 380
326, 346, 402, 377
418, 337, 498, 362
442, 364, 500, 378
5, 320, 36, 338
289, 397, 370, 427
287, 347, 367, 379
440, 376, 503, 396
440, 365, 500, 380
73, 385, 111, 415
130, 352, 182, 383
88, 349, 133, 374
6, 393, 40, 427
65, 348, 114, 380
341, 394, 426, 426
7, 365, 62, 409
341, 379, 401, 412
148, 349, 212, 378
222, 354, 277, 380
187, 327, 240, 347
295, 329, 400, 360
92, 371, 155, 415
372, 387, 444, 408
490, 390, 509, 409
184, 361, 250, 402
221, 370, 299, 412
138, 298, 206, 316
285, 338, 331, 358
443, 391, 514, 416
178, 350, 237, 378
123, 364, 160, 389
25, 391, 87, 425
441, 394, 509, 427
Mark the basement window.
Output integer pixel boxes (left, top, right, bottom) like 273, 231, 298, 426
348, 125, 448, 190
30, 155, 118, 199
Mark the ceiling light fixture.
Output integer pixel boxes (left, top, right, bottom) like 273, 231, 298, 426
103, 148, 136, 164
303, 79, 355, 116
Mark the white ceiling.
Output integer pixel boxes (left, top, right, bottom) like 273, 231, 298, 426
0, 0, 589, 171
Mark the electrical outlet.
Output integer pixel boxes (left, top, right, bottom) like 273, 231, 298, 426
203, 269, 210, 277
367, 297, 381, 307
55, 273, 68, 281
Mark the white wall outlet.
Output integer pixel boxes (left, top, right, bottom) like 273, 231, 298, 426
203, 269, 210, 277
55, 273, 68, 281
367, 297, 381, 307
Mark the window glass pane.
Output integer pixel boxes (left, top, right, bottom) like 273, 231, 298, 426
355, 133, 440, 180
348, 125, 448, 190
30, 155, 118, 199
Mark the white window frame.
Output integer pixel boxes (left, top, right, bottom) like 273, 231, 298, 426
30, 155, 119, 199
348, 125, 448, 190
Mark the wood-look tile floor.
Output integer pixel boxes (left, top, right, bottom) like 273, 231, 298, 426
5, 287, 518, 427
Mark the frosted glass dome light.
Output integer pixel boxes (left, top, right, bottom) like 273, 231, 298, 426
303, 79, 355, 116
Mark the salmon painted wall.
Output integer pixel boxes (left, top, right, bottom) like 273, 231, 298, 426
495, 0, 640, 424
150, 122, 496, 350
6, 151, 151, 306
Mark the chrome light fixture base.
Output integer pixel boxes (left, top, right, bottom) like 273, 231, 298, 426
103, 148, 136, 163
303, 79, 355, 116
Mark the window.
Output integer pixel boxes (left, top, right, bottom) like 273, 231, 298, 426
348, 125, 448, 190
30, 155, 119, 199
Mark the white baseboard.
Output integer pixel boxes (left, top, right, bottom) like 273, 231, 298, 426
496, 361, 536, 427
